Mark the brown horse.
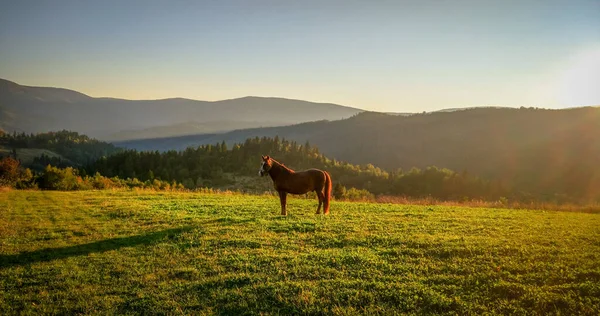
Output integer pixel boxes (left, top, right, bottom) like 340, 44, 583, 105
259, 155, 332, 216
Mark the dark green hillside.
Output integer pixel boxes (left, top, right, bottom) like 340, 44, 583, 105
90, 136, 506, 202
0, 130, 121, 169
117, 107, 600, 202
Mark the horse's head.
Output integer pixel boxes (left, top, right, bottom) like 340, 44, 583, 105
259, 155, 272, 176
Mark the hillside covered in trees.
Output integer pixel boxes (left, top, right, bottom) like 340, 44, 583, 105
0, 130, 121, 170
2, 130, 598, 204
117, 107, 600, 202
91, 136, 576, 203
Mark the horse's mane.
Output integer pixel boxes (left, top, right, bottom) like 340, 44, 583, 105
271, 158, 295, 174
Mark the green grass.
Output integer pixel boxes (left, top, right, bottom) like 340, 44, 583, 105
1, 190, 599, 315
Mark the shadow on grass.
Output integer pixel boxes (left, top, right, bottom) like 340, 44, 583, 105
0, 226, 192, 268
208, 217, 258, 226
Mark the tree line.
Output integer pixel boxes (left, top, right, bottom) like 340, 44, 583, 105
0, 156, 186, 191
2, 130, 596, 204
0, 130, 121, 168
87, 136, 509, 202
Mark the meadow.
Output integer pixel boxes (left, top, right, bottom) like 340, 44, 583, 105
1, 190, 599, 315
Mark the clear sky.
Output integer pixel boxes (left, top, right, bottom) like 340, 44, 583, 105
1, 0, 599, 112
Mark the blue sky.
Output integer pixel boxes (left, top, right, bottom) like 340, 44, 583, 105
1, 0, 599, 112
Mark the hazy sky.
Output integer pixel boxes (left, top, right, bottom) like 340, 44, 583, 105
1, 0, 599, 112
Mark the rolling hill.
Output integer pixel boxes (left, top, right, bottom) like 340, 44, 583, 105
0, 130, 121, 170
0, 78, 363, 140
116, 107, 600, 200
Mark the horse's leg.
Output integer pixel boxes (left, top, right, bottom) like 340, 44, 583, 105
316, 190, 324, 214
278, 191, 287, 216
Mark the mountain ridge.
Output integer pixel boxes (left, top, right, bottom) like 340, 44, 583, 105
0, 78, 363, 140
0, 78, 363, 108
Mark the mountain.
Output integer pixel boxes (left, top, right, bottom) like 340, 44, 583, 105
106, 120, 292, 141
116, 107, 600, 200
0, 78, 363, 140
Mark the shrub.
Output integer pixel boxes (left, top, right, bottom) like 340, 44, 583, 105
333, 183, 346, 200
36, 165, 82, 190
331, 184, 375, 201
0, 156, 20, 187
15, 168, 36, 189
343, 187, 376, 201
89, 172, 114, 189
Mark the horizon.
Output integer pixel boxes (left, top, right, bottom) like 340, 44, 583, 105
1, 1, 599, 112
2, 76, 599, 113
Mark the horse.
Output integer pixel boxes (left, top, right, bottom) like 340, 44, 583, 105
258, 155, 332, 216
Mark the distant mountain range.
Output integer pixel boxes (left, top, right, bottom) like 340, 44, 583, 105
3, 78, 599, 199
0, 78, 363, 140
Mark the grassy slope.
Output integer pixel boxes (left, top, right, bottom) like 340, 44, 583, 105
0, 147, 65, 165
1, 190, 599, 315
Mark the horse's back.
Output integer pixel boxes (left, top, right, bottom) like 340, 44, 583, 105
299, 168, 328, 188
303, 168, 325, 173
300, 168, 328, 180
278, 168, 327, 194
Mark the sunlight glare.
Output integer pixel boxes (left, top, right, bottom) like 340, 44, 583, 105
557, 47, 600, 107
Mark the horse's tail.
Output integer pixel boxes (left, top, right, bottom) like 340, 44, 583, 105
323, 171, 332, 214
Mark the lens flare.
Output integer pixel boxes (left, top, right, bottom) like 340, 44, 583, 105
557, 47, 600, 107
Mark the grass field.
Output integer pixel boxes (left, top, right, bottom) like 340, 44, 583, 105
1, 190, 599, 315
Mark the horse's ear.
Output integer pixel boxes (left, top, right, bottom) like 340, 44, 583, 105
261, 155, 266, 160
265, 155, 270, 160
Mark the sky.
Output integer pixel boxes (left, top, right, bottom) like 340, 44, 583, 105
0, 0, 599, 112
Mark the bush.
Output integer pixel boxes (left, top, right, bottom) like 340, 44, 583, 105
1, 162, 189, 192
333, 183, 346, 200
0, 156, 20, 187
332, 184, 375, 201
37, 165, 82, 190
1, 157, 36, 188
89, 172, 114, 189
15, 168, 36, 189
343, 187, 376, 201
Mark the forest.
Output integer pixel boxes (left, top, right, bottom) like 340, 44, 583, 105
1, 130, 598, 204
89, 136, 503, 201
116, 107, 600, 204
0, 130, 121, 168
